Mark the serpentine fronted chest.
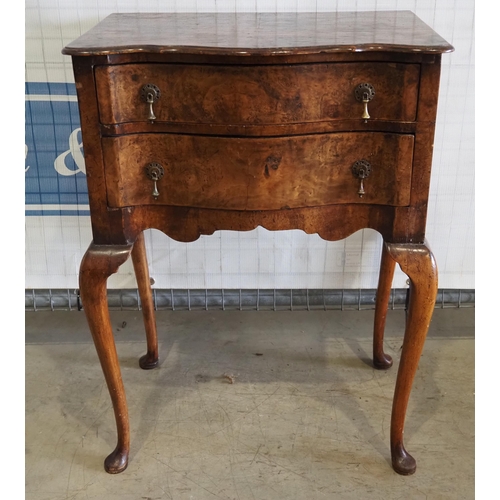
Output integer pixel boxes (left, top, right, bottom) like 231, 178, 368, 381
63, 11, 453, 475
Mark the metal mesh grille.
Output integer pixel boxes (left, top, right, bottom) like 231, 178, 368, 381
25, 288, 475, 312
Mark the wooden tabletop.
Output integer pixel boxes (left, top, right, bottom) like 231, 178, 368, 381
62, 11, 453, 56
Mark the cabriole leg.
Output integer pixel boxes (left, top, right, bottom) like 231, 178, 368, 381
373, 241, 396, 369
79, 242, 133, 474
386, 241, 438, 475
131, 232, 159, 369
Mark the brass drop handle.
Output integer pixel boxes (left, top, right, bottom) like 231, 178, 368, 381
145, 162, 164, 200
355, 83, 375, 122
140, 84, 161, 121
351, 160, 372, 198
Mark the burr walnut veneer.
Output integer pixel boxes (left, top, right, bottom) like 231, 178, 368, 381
63, 11, 453, 476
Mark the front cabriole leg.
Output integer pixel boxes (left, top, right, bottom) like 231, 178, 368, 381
385, 241, 438, 475
79, 242, 133, 473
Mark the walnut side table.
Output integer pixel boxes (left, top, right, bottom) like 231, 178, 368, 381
62, 11, 453, 475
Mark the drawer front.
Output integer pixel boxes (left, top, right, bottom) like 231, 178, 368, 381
95, 63, 420, 126
103, 132, 414, 210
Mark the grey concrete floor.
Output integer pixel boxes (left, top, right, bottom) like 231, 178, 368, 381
26, 307, 474, 500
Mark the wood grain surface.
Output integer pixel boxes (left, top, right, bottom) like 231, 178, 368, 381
96, 62, 419, 125
102, 132, 414, 210
62, 11, 453, 57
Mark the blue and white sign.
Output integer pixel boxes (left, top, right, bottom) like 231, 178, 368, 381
25, 82, 90, 216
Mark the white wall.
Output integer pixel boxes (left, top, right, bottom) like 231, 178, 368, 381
25, 0, 475, 290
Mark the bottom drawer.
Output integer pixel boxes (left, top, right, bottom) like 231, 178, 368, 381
102, 132, 414, 210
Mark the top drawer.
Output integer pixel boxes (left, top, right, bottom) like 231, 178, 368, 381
95, 62, 420, 126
